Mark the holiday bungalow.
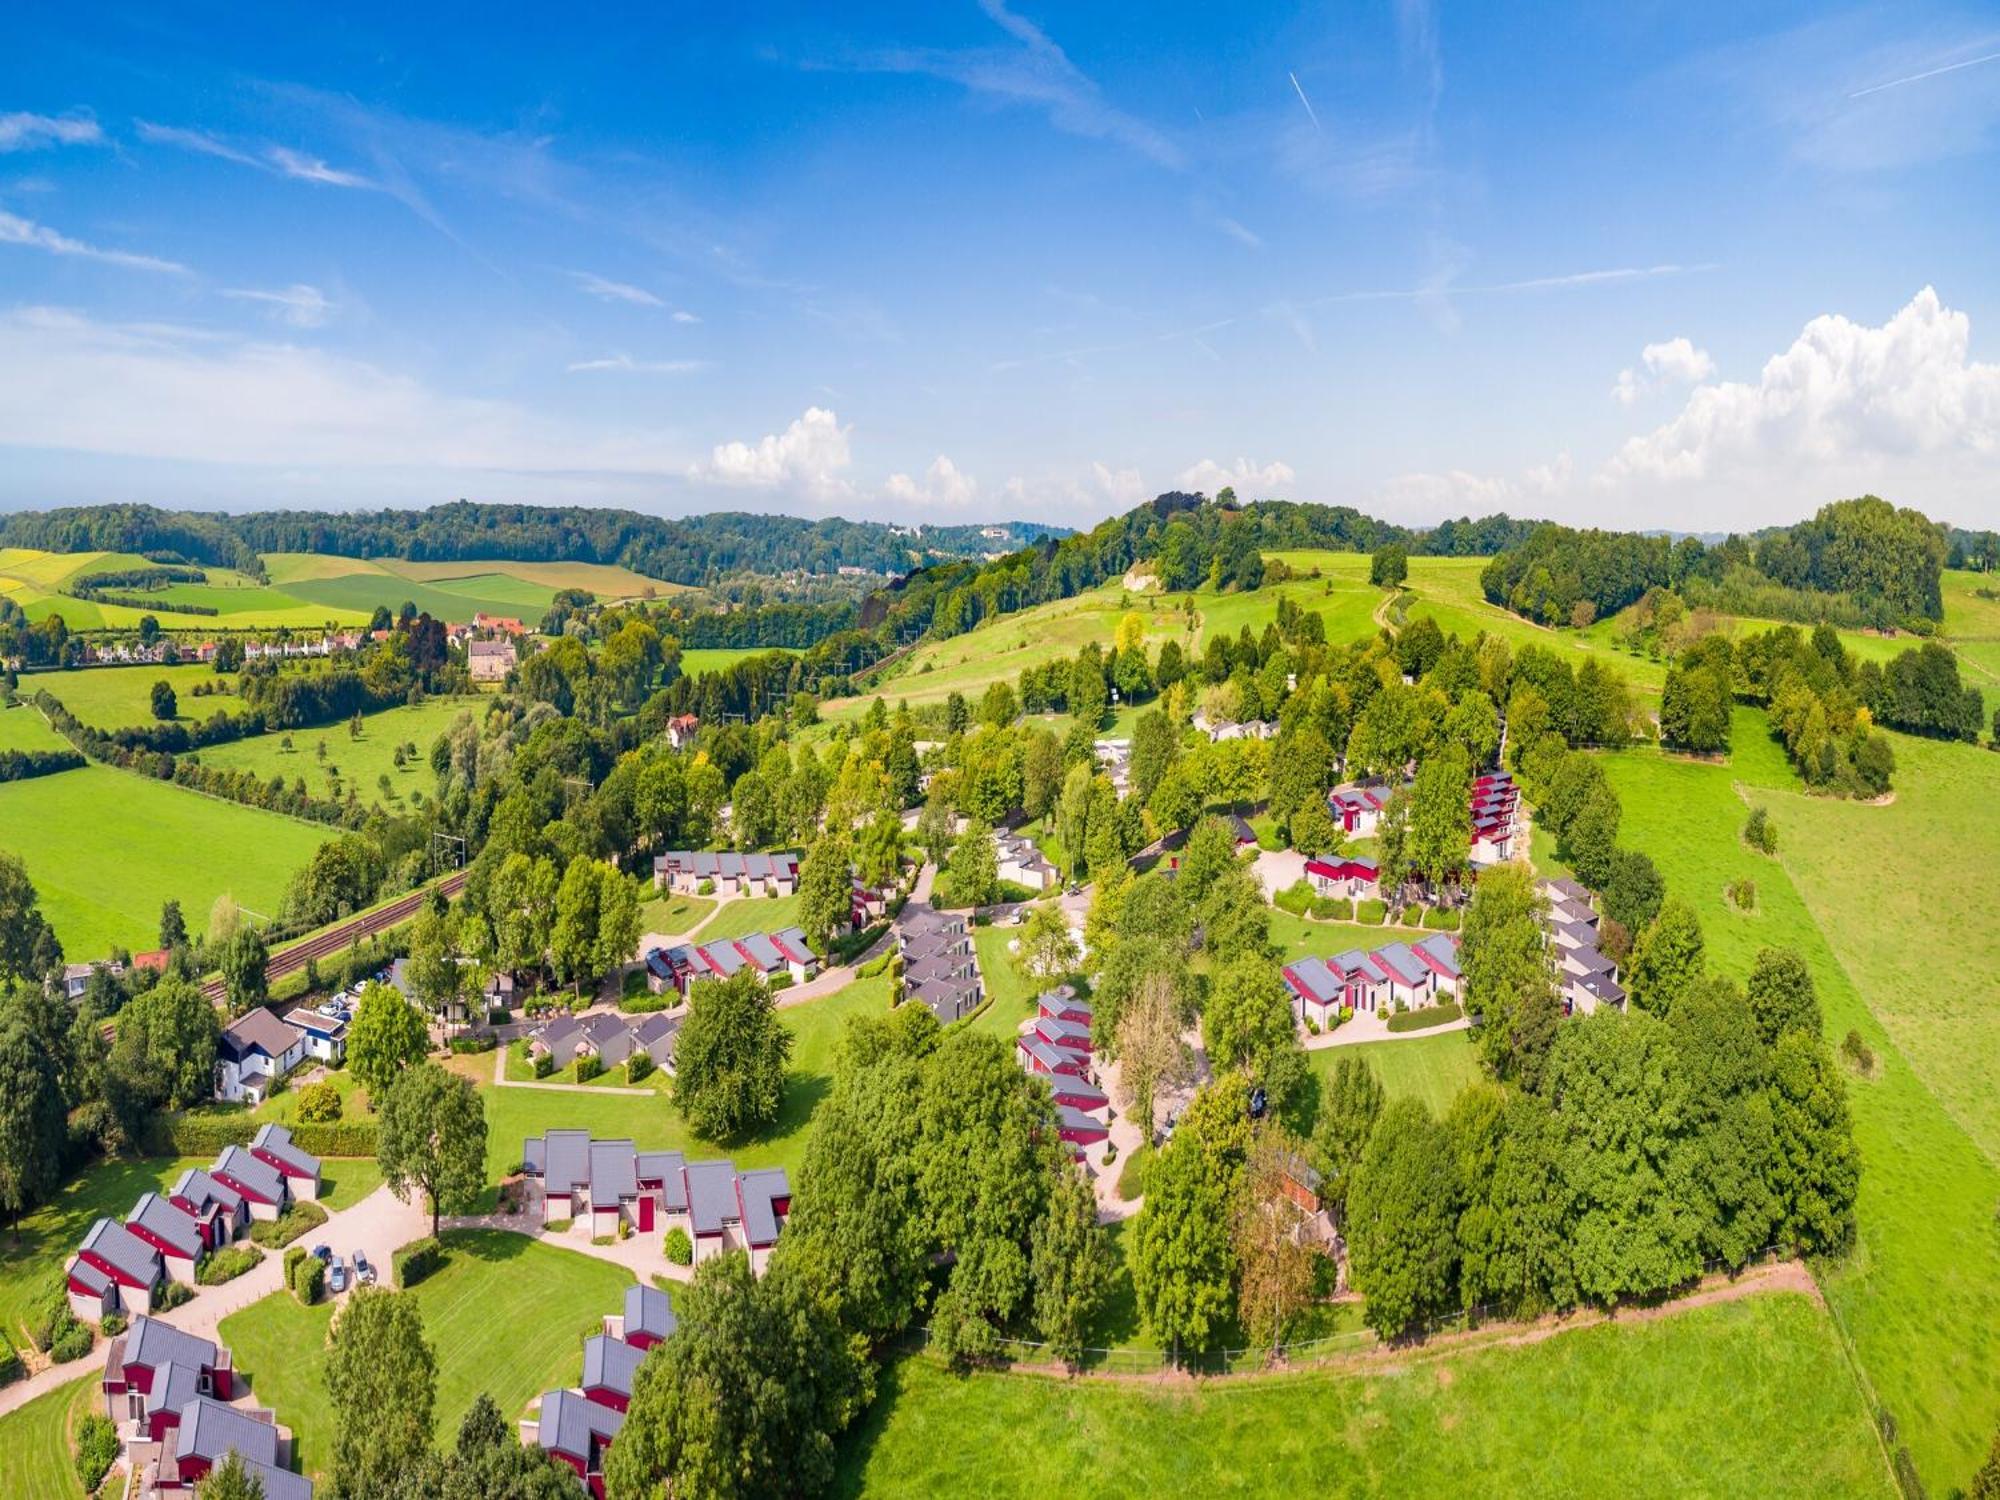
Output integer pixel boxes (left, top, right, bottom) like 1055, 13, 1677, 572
1056, 1106, 1110, 1155
538, 1388, 623, 1499
1304, 855, 1381, 900
581, 1334, 645, 1414
125, 1193, 206, 1285
1283, 933, 1464, 1026
618, 1284, 678, 1352
1412, 932, 1464, 997
1328, 780, 1396, 836
849, 875, 891, 927
155, 1396, 309, 1497
905, 973, 984, 1023
250, 1124, 322, 1202
995, 830, 1059, 892
1037, 988, 1091, 1025
1029, 1014, 1092, 1056
214, 1008, 306, 1104
903, 950, 978, 989
1372, 942, 1437, 1008
102, 1318, 234, 1433
651, 850, 800, 897
1560, 944, 1625, 1015
169, 1169, 248, 1250
212, 1145, 289, 1222
1018, 1035, 1089, 1080
67, 1219, 162, 1323
1281, 957, 1350, 1030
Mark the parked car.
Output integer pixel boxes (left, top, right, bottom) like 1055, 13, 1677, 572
328, 1259, 349, 1294
310, 1244, 332, 1263
354, 1251, 377, 1285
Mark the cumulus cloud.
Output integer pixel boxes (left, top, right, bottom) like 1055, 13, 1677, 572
1599, 287, 2000, 495
1611, 336, 1716, 404
694, 406, 854, 502
0, 112, 103, 152
222, 284, 333, 329
1375, 452, 1574, 519
0, 210, 187, 273
884, 454, 978, 508
1177, 456, 1296, 496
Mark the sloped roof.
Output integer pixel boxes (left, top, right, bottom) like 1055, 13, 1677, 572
175, 1396, 281, 1466
125, 1315, 219, 1375
539, 1387, 624, 1461
582, 1333, 645, 1398
684, 1159, 739, 1235
534, 1130, 594, 1195
128, 1192, 203, 1259
1284, 958, 1340, 1004
218, 1007, 303, 1064
80, 1217, 162, 1284
214, 1145, 285, 1204
737, 1168, 789, 1246
171, 1168, 243, 1216
1415, 932, 1463, 979
589, 1139, 639, 1202
251, 1123, 321, 1178
625, 1284, 678, 1344
1372, 942, 1429, 986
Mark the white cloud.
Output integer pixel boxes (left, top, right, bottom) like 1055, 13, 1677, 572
0, 112, 103, 152
1613, 336, 1716, 404
1091, 462, 1147, 508
693, 406, 854, 502
0, 306, 687, 476
671, 310, 701, 324
266, 145, 374, 189
1375, 452, 1574, 519
566, 353, 705, 375
1177, 456, 1296, 496
884, 454, 978, 508
0, 210, 187, 273
136, 120, 259, 166
570, 271, 662, 307
1599, 287, 2000, 496
222, 284, 333, 329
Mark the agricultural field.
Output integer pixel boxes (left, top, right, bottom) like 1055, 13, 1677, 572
263, 552, 680, 624
218, 1229, 633, 1476
833, 1293, 1888, 1496
0, 765, 329, 958
1, 547, 371, 630
29, 662, 243, 729
192, 696, 483, 809
1310, 1029, 1483, 1118
1192, 549, 1384, 648
1941, 567, 2000, 688
0, 1372, 101, 1500
0, 700, 70, 752
1596, 705, 2000, 1486
678, 646, 787, 679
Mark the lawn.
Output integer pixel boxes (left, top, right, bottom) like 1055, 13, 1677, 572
1310, 1030, 1483, 1117
193, 697, 483, 810
316, 1159, 387, 1211
0, 1372, 101, 1500
0, 701, 70, 753
1593, 705, 2000, 1487
1266, 908, 1437, 965
0, 1156, 206, 1348
30, 662, 245, 729
0, 764, 329, 958
696, 892, 803, 941
833, 1292, 1889, 1497
218, 1229, 634, 1476
638, 891, 717, 937
965, 922, 1040, 1043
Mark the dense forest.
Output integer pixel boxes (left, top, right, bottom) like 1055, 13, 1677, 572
1480, 497, 1950, 631
0, 502, 1065, 585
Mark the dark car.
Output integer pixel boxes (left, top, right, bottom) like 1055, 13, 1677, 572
311, 1244, 333, 1263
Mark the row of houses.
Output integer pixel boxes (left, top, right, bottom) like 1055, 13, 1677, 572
1191, 710, 1278, 742
102, 1317, 312, 1497
1470, 771, 1520, 864
1281, 933, 1465, 1029
995, 827, 1059, 892
520, 1132, 791, 1273
891, 906, 984, 1023
651, 850, 801, 897
532, 1285, 678, 1498
1013, 989, 1112, 1156
642, 926, 819, 997
67, 1126, 322, 1325
528, 1010, 681, 1074
1542, 876, 1627, 1013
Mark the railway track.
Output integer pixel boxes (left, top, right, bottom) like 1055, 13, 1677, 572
199, 869, 470, 1004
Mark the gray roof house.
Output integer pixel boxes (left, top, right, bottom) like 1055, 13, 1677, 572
582, 1334, 646, 1406
623, 1284, 678, 1348
127, 1191, 205, 1264
538, 1387, 624, 1479
213, 1144, 288, 1208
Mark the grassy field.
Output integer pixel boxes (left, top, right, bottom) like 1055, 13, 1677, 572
0, 765, 329, 958
218, 1229, 634, 1475
193, 697, 481, 810
0, 701, 70, 752
31, 663, 245, 729
1266, 909, 1437, 965
695, 892, 803, 941
679, 647, 787, 679
1188, 550, 1384, 648
1309, 1030, 1483, 1117
0, 1372, 100, 1500
833, 1292, 1888, 1497
0, 1156, 206, 1347
966, 922, 1039, 1043
1, 548, 373, 630
638, 891, 717, 936
1594, 705, 2000, 1487
1942, 568, 2000, 688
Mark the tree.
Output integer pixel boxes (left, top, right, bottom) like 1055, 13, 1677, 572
0, 852, 61, 984
0, 1009, 66, 1232
1460, 865, 1559, 1085
211, 922, 266, 1016
109, 979, 219, 1111
797, 829, 853, 951
1346, 1097, 1461, 1338
324, 1287, 437, 1498
1660, 662, 1733, 753
550, 856, 630, 996
405, 906, 471, 1028
1769, 1029, 1860, 1253
486, 853, 558, 981
1235, 1127, 1318, 1351
1129, 709, 1179, 805
1115, 973, 1193, 1143
674, 970, 793, 1140
158, 899, 188, 952
940, 818, 998, 909
1626, 897, 1706, 1016
1746, 947, 1821, 1045
1407, 749, 1471, 894
195, 1452, 265, 1500
1971, 1426, 2000, 1500
1130, 1080, 1250, 1358
1012, 901, 1080, 985
347, 981, 430, 1102
1031, 1151, 1113, 1370
1370, 546, 1409, 588
1561, 786, 1622, 892
1203, 957, 1295, 1072
1309, 1054, 1385, 1226
377, 1061, 488, 1237
856, 810, 905, 891
150, 679, 177, 720
1455, 1092, 1575, 1317
1598, 847, 1663, 935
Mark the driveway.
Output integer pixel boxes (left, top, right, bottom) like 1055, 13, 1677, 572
1252, 848, 1307, 898
0, 1183, 427, 1418
1304, 1010, 1472, 1050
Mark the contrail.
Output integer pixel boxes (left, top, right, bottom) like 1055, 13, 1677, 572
1849, 47, 2000, 99
1289, 71, 1323, 132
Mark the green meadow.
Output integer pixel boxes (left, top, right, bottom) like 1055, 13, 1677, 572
32, 663, 245, 729
0, 701, 70, 753
1309, 1029, 1483, 1118
192, 697, 483, 810
678, 647, 787, 679
0, 765, 328, 957
0, 1373, 101, 1500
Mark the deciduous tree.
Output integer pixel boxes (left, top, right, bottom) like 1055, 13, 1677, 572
347, 981, 430, 1102
1746, 947, 1822, 1045
1626, 897, 1706, 1016
109, 979, 219, 1112
377, 1061, 488, 1237
797, 828, 854, 951
1031, 1162, 1112, 1370
1012, 901, 1080, 986
1115, 973, 1193, 1143
1347, 1097, 1461, 1338
1234, 1127, 1318, 1351
1203, 957, 1295, 1073
325, 1287, 436, 1497
673, 970, 793, 1140
0, 1009, 66, 1232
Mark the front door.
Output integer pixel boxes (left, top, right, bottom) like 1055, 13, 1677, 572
637, 1194, 654, 1233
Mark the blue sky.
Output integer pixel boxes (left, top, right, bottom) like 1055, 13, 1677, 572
1, 2, 1997, 530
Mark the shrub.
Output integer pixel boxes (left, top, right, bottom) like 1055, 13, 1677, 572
619, 989, 672, 1014
768, 973, 795, 993
533, 1051, 555, 1079
1305, 1017, 1320, 1036
664, 1227, 693, 1266
1840, 1028, 1877, 1075
74, 1410, 118, 1492
545, 1218, 573, 1233
1273, 880, 1313, 916
617, 1218, 632, 1241
1422, 907, 1461, 930
855, 952, 889, 979
697, 879, 715, 895
1727, 877, 1758, 911
291, 1254, 324, 1304
488, 1006, 512, 1024
99, 1313, 127, 1338
448, 1033, 497, 1054
393, 1236, 445, 1289
1101, 1141, 1118, 1165
252, 1198, 328, 1249
151, 1278, 194, 1313
294, 1080, 343, 1123
574, 1055, 603, 1084
1116, 1144, 1152, 1202
627, 1052, 655, 1083
0, 1340, 21, 1386
197, 1245, 263, 1286
146, 1112, 377, 1159
283, 1245, 306, 1286
1744, 805, 1778, 854
592, 1234, 615, 1247
1386, 1001, 1464, 1034
1355, 898, 1387, 926
49, 1321, 94, 1363
1309, 895, 1353, 921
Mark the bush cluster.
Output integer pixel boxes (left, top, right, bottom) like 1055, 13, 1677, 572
448, 1033, 497, 1054
149, 1112, 379, 1159
293, 1080, 343, 1123
290, 1252, 325, 1304
1355, 898, 1388, 925
574, 1055, 603, 1084
1422, 906, 1461, 930
73, 1411, 118, 1493
663, 1227, 693, 1266
393, 1236, 445, 1289
253, 1198, 329, 1249
627, 1052, 655, 1083
197, 1245, 263, 1286
1385, 1001, 1464, 1034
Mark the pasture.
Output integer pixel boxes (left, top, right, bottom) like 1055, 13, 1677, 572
30, 663, 241, 728
1597, 706, 2000, 1486
833, 1293, 1888, 1497
678, 647, 787, 679
218, 1229, 634, 1475
263, 552, 679, 623
1942, 567, 2000, 688
0, 765, 328, 957
0, 701, 70, 752
0, 1373, 100, 1500
192, 697, 482, 810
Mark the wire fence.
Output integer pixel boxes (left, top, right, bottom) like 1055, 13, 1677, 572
908, 1244, 1802, 1379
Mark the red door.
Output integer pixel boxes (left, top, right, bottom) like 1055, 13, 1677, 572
637, 1195, 655, 1233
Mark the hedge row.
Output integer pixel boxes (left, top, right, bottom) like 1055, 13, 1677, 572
290, 1252, 325, 1304
1385, 1001, 1465, 1034
0, 747, 85, 781
393, 1236, 444, 1289
196, 1244, 263, 1286
147, 1111, 379, 1158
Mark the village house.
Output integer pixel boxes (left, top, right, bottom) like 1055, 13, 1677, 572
472, 612, 528, 636
1327, 779, 1398, 836
67, 1219, 163, 1323
995, 828, 1060, 892
1304, 854, 1381, 900
102, 1318, 235, 1434
1281, 932, 1463, 1027
214, 1008, 306, 1104
467, 637, 517, 682
650, 849, 801, 897
125, 1193, 206, 1285
250, 1124, 322, 1202
283, 1003, 348, 1065
665, 713, 700, 749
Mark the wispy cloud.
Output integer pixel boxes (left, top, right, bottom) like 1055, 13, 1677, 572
570, 270, 663, 307
135, 119, 260, 167
566, 353, 705, 374
266, 145, 374, 188
222, 284, 333, 328
671, 309, 700, 324
0, 112, 103, 152
1849, 46, 2000, 99
0, 209, 187, 273
1215, 216, 1263, 249
1288, 72, 1322, 133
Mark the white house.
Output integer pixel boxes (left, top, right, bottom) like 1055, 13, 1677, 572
214, 1009, 306, 1104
